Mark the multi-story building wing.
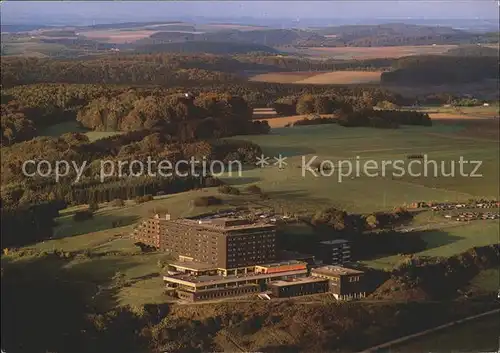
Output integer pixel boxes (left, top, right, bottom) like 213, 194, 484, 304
133, 214, 276, 270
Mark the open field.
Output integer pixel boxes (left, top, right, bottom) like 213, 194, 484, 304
295, 71, 382, 84
419, 105, 500, 119
250, 70, 382, 84
222, 122, 499, 214
249, 71, 320, 84
1, 40, 67, 57
256, 114, 331, 127
285, 45, 457, 59
78, 29, 160, 43
39, 121, 124, 141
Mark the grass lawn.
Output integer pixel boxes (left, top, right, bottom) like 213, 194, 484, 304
222, 123, 499, 214
468, 268, 500, 293
53, 188, 261, 238
13, 223, 175, 310
39, 121, 124, 141
362, 220, 499, 270
389, 313, 500, 353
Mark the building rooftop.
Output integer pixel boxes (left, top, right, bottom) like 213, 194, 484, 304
269, 277, 328, 287
164, 268, 308, 286
320, 239, 349, 245
157, 216, 275, 231
311, 265, 363, 276
255, 260, 306, 268
169, 260, 217, 271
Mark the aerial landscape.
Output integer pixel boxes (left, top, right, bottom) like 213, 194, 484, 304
1, 1, 499, 353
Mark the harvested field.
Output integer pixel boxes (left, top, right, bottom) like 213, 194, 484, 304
295, 70, 382, 84
429, 113, 484, 120
249, 72, 320, 84
256, 114, 331, 127
286, 45, 457, 59
79, 29, 160, 43
250, 70, 382, 84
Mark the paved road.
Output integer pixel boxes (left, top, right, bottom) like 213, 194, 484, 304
357, 308, 500, 353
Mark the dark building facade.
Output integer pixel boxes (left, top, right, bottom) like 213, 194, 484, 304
311, 265, 365, 300
133, 214, 276, 269
269, 277, 329, 298
317, 239, 351, 265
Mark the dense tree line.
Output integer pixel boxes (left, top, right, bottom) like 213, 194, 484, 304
0, 127, 265, 246
337, 108, 432, 128
1, 101, 37, 146
0, 55, 241, 87
1, 200, 66, 247
273, 91, 401, 116
381, 55, 499, 85
1, 53, 398, 88
75, 91, 265, 136
135, 41, 280, 55
1, 82, 402, 143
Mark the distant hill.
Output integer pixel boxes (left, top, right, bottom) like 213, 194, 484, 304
445, 45, 499, 57
310, 23, 498, 47
134, 41, 279, 55
0, 24, 51, 32
147, 31, 197, 42
199, 29, 325, 47
381, 55, 498, 85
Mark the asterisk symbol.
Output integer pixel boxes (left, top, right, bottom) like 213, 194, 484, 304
255, 154, 270, 168
273, 154, 288, 169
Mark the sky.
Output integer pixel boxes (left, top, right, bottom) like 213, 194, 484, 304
2, 1, 499, 24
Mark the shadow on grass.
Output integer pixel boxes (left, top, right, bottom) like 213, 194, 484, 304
259, 145, 316, 158
63, 256, 143, 311
54, 213, 140, 239
354, 229, 463, 262
265, 189, 334, 205
1, 253, 140, 352
221, 176, 262, 185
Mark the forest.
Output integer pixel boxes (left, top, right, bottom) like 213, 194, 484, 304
381, 55, 499, 85
0, 53, 396, 87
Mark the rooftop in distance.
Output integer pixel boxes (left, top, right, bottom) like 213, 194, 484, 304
269, 277, 328, 287
319, 239, 350, 245
312, 265, 363, 276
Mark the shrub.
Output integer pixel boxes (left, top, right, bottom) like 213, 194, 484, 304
88, 201, 99, 212
110, 198, 125, 207
245, 184, 262, 194
73, 210, 93, 222
193, 196, 222, 207
135, 194, 154, 204
111, 220, 125, 228
218, 185, 240, 195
